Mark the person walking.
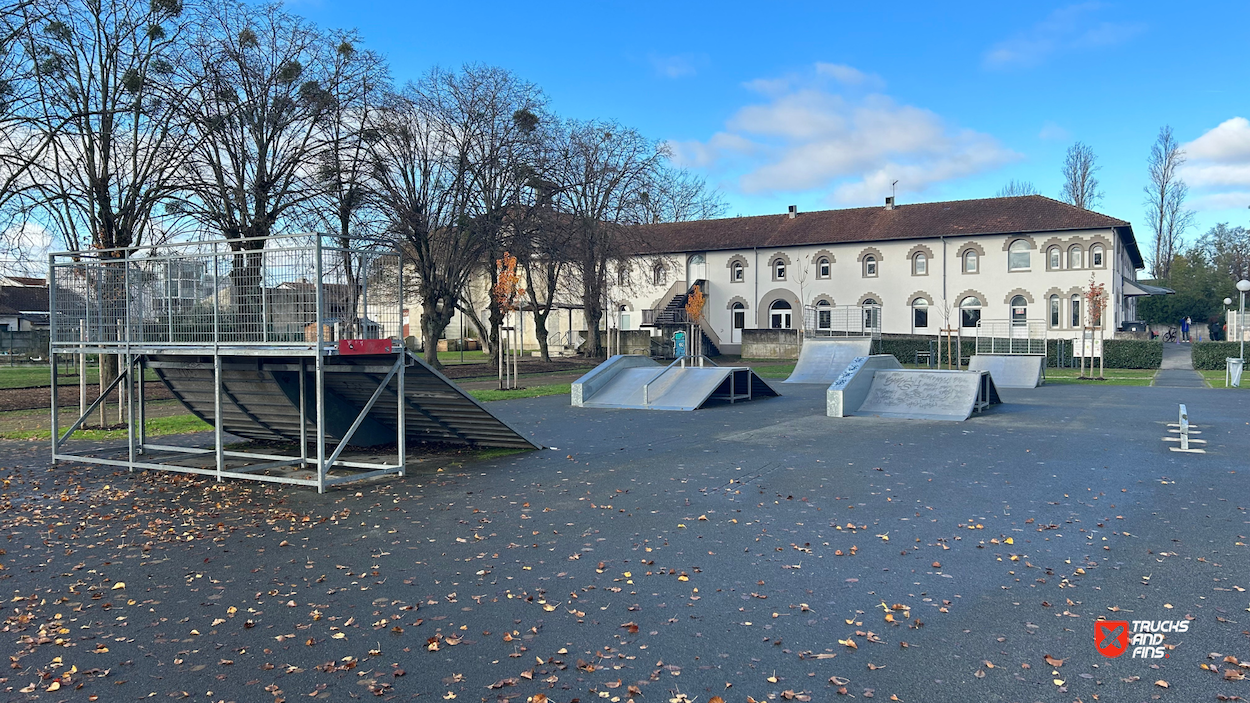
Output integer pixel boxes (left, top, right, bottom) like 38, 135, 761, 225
1181, 316, 1191, 342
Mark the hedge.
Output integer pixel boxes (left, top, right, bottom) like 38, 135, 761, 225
1192, 341, 1244, 370
1089, 339, 1163, 369
873, 336, 1162, 369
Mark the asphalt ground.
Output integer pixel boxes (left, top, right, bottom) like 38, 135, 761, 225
1, 378, 1248, 703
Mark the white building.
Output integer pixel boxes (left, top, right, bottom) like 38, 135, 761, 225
439, 195, 1154, 356
595, 195, 1149, 355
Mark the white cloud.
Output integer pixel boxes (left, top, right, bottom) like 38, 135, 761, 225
1180, 117, 1250, 211
814, 63, 885, 90
648, 53, 702, 79
984, 3, 1144, 70
667, 64, 1020, 205
1038, 121, 1070, 141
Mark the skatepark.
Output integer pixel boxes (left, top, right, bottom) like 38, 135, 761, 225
16, 263, 1249, 701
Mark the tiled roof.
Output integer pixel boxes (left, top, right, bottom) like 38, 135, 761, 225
632, 195, 1141, 267
0, 285, 48, 313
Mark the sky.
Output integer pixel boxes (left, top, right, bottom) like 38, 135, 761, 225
282, 0, 1250, 251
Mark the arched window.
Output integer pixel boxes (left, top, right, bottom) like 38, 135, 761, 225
1071, 295, 1081, 328
964, 250, 978, 273
1008, 240, 1030, 270
912, 298, 928, 329
731, 302, 746, 330
773, 258, 786, 281
1049, 247, 1061, 270
617, 266, 628, 286
862, 298, 879, 329
960, 296, 982, 328
653, 264, 666, 286
817, 257, 831, 279
1091, 244, 1104, 267
731, 261, 744, 282
863, 255, 877, 277
816, 299, 832, 329
1010, 295, 1027, 324
913, 252, 927, 275
1049, 295, 1060, 327
1069, 245, 1083, 269
769, 299, 792, 329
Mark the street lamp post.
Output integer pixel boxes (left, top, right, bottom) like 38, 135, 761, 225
1238, 279, 1250, 360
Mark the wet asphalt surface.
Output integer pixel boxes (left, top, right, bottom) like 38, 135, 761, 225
1, 380, 1248, 703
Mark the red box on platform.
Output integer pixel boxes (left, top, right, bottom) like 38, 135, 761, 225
337, 339, 396, 355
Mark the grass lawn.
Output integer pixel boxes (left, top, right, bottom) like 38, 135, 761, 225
1045, 368, 1156, 386
468, 383, 571, 403
436, 350, 490, 364
2, 413, 211, 441
742, 361, 796, 379
0, 365, 160, 389
1198, 370, 1247, 388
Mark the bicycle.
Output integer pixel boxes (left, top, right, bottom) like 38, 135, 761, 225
1161, 328, 1177, 343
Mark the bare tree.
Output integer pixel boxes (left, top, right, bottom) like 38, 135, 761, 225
305, 36, 389, 327
1144, 126, 1195, 280
0, 1, 52, 223
17, 0, 198, 253
996, 179, 1039, 197
639, 166, 725, 224
177, 1, 354, 324
370, 68, 531, 368
551, 120, 665, 358
518, 199, 575, 362
1060, 141, 1103, 210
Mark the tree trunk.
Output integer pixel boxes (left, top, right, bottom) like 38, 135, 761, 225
420, 298, 454, 370
533, 310, 551, 362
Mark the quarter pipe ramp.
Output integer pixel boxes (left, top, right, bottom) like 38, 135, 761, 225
968, 354, 1045, 388
783, 338, 873, 384
573, 355, 779, 411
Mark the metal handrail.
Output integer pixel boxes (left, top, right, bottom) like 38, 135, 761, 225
642, 354, 718, 405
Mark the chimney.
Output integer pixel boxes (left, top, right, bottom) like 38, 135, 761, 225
884, 196, 895, 210
787, 205, 797, 219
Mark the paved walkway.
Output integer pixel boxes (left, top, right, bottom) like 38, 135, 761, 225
1154, 341, 1207, 387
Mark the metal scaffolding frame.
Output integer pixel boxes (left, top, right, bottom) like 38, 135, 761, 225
48, 234, 409, 492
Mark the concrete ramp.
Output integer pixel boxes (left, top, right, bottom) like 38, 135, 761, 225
150, 351, 539, 450
572, 355, 779, 411
784, 338, 873, 384
969, 354, 1045, 388
855, 370, 1001, 421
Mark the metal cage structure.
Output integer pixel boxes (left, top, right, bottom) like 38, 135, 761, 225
802, 304, 882, 339
974, 319, 1047, 355
49, 234, 536, 492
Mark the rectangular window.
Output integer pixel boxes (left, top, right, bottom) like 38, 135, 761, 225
733, 311, 745, 329
819, 261, 830, 278
1071, 298, 1081, 327
1093, 249, 1103, 267
961, 308, 980, 328
866, 261, 877, 276
1050, 298, 1060, 327
818, 310, 831, 329
733, 266, 743, 281
965, 252, 977, 272
915, 256, 926, 275
914, 307, 928, 328
775, 263, 785, 279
